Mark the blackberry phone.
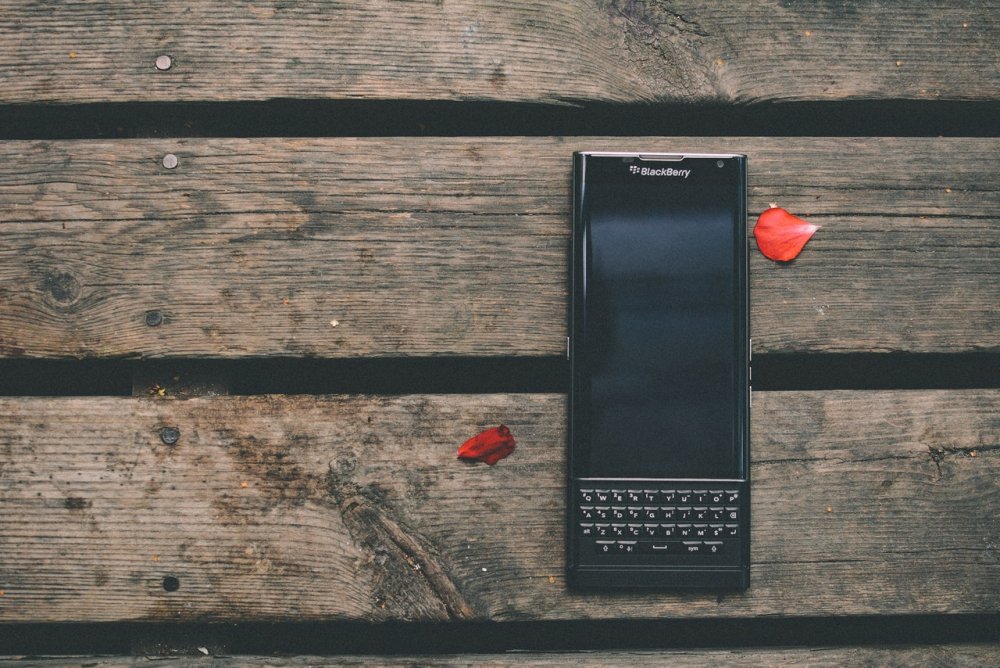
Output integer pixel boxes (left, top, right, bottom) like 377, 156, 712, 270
568, 152, 750, 590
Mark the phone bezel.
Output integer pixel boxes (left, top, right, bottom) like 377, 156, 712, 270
567, 151, 750, 589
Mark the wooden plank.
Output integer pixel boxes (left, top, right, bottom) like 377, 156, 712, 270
4, 645, 1000, 666
0, 390, 996, 623
0, 2, 997, 105
0, 137, 997, 358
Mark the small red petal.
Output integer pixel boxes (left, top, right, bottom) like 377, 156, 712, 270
754, 206, 819, 262
457, 424, 517, 466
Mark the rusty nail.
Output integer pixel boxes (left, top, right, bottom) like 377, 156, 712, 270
160, 427, 180, 446
155, 55, 173, 71
162, 153, 178, 169
145, 310, 163, 327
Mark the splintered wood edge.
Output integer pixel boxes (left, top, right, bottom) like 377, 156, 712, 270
0, 390, 997, 623
0, 137, 997, 358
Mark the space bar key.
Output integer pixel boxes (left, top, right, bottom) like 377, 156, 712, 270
641, 541, 682, 554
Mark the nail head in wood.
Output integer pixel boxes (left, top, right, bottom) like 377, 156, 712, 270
160, 427, 180, 446
145, 310, 163, 327
155, 55, 173, 71
162, 153, 179, 169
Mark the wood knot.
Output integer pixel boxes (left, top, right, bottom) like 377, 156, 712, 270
42, 271, 81, 305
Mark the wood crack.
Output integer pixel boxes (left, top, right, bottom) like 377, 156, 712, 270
326, 469, 475, 620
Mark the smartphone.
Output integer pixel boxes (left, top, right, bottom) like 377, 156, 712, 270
568, 151, 750, 590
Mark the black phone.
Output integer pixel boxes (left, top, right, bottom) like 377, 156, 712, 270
568, 151, 750, 590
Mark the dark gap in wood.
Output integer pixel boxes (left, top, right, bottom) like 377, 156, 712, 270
0, 360, 133, 396
0, 354, 997, 397
0, 615, 997, 656
0, 100, 997, 140
753, 353, 1000, 391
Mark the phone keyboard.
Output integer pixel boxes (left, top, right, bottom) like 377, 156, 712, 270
577, 485, 742, 558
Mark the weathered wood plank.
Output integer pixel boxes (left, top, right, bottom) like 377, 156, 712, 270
0, 2, 997, 105
4, 645, 1000, 667
0, 390, 996, 622
0, 137, 997, 358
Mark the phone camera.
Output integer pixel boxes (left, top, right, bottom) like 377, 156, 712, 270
716, 160, 725, 168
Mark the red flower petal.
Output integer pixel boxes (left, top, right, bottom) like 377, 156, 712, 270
457, 424, 516, 466
754, 206, 819, 262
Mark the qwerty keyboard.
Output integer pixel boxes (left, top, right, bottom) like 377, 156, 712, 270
577, 484, 743, 558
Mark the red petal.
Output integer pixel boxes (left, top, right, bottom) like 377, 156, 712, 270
457, 424, 517, 466
754, 207, 819, 262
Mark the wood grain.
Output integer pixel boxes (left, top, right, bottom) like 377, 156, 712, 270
0, 2, 997, 105
0, 137, 997, 358
0, 390, 997, 623
3, 645, 1000, 667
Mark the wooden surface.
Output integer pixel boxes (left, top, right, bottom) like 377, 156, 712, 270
0, 2, 998, 105
4, 645, 1000, 667
1, 137, 997, 358
0, 390, 996, 623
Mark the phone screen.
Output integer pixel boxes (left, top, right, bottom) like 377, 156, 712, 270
573, 155, 746, 480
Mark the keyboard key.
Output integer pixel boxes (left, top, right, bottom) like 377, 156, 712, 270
710, 524, 725, 538
643, 524, 659, 538
642, 489, 659, 504
626, 524, 642, 538
595, 540, 614, 554
682, 541, 704, 555
616, 541, 637, 554
660, 507, 677, 521
725, 524, 739, 537
678, 490, 693, 504
595, 490, 611, 503
678, 507, 693, 521
693, 507, 708, 521
660, 524, 677, 538
693, 524, 708, 538
725, 507, 739, 521
611, 506, 626, 521
579, 489, 595, 504
579, 506, 595, 520
627, 507, 642, 521
709, 507, 725, 522
595, 524, 611, 538
611, 489, 626, 504
642, 541, 680, 555
627, 489, 643, 504
705, 541, 725, 555
660, 490, 677, 504
692, 490, 708, 504
726, 490, 740, 504
677, 524, 693, 538
594, 506, 610, 521
611, 524, 626, 537
708, 490, 725, 504
580, 523, 594, 537
643, 507, 659, 521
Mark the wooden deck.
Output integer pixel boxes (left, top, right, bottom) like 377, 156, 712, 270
0, 1, 998, 663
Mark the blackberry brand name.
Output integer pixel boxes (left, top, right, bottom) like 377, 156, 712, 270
629, 165, 691, 178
